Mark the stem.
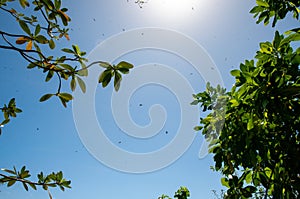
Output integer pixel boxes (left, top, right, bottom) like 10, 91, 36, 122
75, 60, 110, 73
0, 173, 58, 187
0, 7, 32, 24
56, 72, 62, 94
0, 30, 31, 39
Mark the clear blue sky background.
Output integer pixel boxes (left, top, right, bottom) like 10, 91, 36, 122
0, 0, 299, 199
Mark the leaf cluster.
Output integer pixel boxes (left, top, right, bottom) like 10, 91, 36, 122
158, 187, 190, 199
250, 0, 300, 27
0, 98, 22, 134
1, 0, 134, 198
98, 61, 133, 91
1, 0, 134, 108
0, 166, 71, 198
193, 30, 300, 198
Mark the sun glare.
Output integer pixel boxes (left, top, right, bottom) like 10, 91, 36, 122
150, 0, 199, 22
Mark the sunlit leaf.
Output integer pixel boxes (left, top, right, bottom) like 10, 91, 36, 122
61, 48, 74, 54
7, 180, 16, 187
114, 71, 122, 91
22, 182, 29, 191
116, 61, 134, 69
59, 64, 74, 71
1, 168, 16, 175
58, 10, 70, 26
99, 62, 111, 68
26, 40, 32, 50
54, 0, 61, 9
45, 71, 54, 82
39, 94, 54, 102
19, 0, 30, 8
35, 35, 48, 44
98, 69, 112, 88
76, 76, 86, 93
34, 24, 41, 36
58, 93, 73, 101
16, 37, 28, 44
230, 69, 240, 77
77, 68, 88, 76
19, 20, 31, 35
49, 39, 55, 49
256, 0, 269, 7
70, 78, 76, 91
0, 119, 10, 126
28, 183, 37, 190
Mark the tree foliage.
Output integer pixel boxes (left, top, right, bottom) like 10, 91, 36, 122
193, 0, 300, 198
0, 166, 71, 199
0, 0, 133, 109
251, 0, 300, 27
0, 0, 133, 197
158, 187, 190, 199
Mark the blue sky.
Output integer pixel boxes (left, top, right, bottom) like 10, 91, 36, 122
0, 0, 299, 198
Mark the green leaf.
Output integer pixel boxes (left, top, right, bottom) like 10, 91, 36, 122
35, 35, 48, 44
4, 112, 9, 120
273, 31, 281, 49
245, 171, 253, 184
114, 71, 122, 91
116, 61, 133, 69
54, 0, 61, 9
22, 182, 29, 191
49, 39, 55, 49
99, 62, 111, 68
194, 126, 203, 131
27, 63, 36, 69
1, 119, 10, 126
221, 177, 230, 188
229, 99, 239, 107
35, 24, 41, 36
28, 183, 37, 190
77, 68, 88, 77
117, 68, 130, 74
19, 0, 29, 8
58, 93, 73, 101
1, 168, 16, 175
244, 186, 256, 194
7, 180, 16, 187
259, 42, 272, 53
45, 71, 54, 82
76, 76, 86, 93
61, 48, 74, 54
58, 97, 67, 108
59, 64, 74, 71
70, 78, 76, 91
39, 94, 54, 102
19, 20, 31, 35
256, 0, 269, 8
8, 98, 15, 107
190, 100, 199, 105
230, 69, 240, 77
98, 69, 113, 87
72, 45, 80, 55
249, 6, 263, 14
281, 33, 300, 46
42, 0, 55, 10
247, 114, 254, 130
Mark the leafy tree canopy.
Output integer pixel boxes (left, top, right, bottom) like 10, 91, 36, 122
192, 0, 300, 198
158, 186, 190, 199
0, 0, 133, 197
